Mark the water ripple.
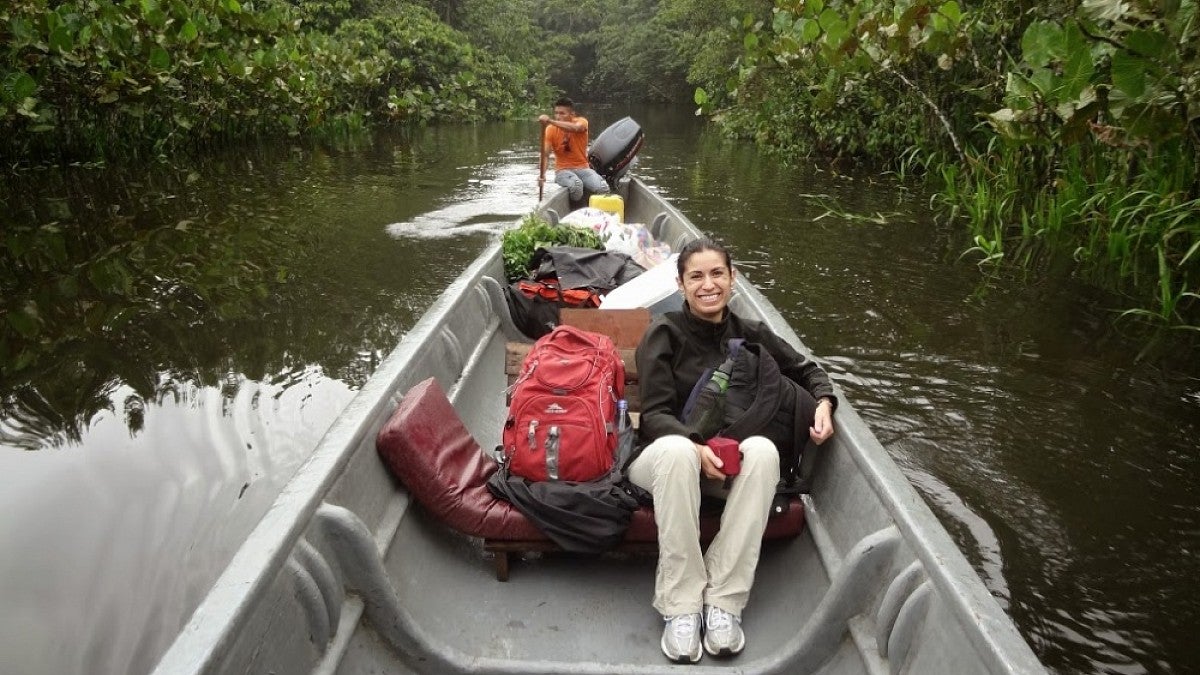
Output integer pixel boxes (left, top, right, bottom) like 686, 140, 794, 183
0, 369, 353, 675
385, 148, 540, 239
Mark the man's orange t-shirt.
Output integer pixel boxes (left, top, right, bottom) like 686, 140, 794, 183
544, 116, 590, 170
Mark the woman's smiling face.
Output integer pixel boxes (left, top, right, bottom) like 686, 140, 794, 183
678, 248, 734, 322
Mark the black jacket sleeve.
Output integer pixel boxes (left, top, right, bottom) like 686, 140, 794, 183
634, 320, 703, 443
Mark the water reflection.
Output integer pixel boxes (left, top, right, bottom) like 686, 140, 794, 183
0, 371, 354, 674
0, 122, 539, 675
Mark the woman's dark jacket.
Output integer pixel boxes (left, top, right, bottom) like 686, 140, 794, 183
635, 305, 837, 446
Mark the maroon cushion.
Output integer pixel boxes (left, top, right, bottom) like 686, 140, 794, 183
376, 378, 543, 540
376, 377, 804, 544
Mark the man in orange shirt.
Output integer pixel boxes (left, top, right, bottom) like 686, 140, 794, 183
538, 97, 610, 204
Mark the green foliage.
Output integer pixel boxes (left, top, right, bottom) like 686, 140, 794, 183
705, 0, 984, 160
991, 2, 1198, 150
470, 1, 558, 106
582, 0, 700, 102
0, 0, 532, 163
559, 0, 775, 103
286, 0, 377, 31
501, 213, 604, 281
411, 0, 716, 104
658, 0, 772, 97
704, 0, 1200, 329
972, 1, 1199, 328
533, 0, 605, 98
334, 8, 524, 123
0, 0, 755, 160
454, 0, 555, 84
1, 0, 339, 159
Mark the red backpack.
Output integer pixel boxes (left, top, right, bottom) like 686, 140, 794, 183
503, 325, 625, 482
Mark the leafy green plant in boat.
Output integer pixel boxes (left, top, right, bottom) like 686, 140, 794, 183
501, 214, 603, 282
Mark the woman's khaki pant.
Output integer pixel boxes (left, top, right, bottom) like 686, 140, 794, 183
627, 434, 780, 617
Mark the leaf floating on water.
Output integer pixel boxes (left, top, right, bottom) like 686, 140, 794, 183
807, 196, 899, 225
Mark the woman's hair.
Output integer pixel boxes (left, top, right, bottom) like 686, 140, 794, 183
677, 238, 732, 278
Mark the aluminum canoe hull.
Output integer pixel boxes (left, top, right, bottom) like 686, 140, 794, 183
152, 179, 1045, 675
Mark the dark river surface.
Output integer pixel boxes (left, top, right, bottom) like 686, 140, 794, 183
2, 105, 1198, 674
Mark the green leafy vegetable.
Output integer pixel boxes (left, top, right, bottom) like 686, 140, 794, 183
501, 214, 603, 282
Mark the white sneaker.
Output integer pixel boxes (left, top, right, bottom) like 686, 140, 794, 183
703, 605, 745, 656
661, 613, 702, 663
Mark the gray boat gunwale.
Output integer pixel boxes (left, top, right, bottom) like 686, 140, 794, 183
153, 179, 1045, 675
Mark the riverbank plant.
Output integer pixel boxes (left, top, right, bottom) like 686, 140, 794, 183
698, 0, 1199, 330
0, 0, 544, 163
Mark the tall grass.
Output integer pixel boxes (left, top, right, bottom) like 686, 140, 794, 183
938, 140, 1200, 329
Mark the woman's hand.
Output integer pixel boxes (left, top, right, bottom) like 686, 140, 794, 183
696, 442, 727, 480
810, 399, 835, 444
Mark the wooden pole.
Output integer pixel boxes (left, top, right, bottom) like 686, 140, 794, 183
537, 123, 548, 202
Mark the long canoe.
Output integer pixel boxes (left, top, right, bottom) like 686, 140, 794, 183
153, 178, 1047, 674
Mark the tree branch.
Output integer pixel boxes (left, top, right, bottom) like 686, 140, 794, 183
883, 64, 968, 165
1077, 22, 1128, 53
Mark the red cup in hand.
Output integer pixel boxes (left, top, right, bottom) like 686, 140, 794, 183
706, 437, 741, 476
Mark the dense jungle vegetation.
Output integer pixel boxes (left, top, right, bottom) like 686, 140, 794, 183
2, 0, 1197, 331
0, 0, 554, 160
698, 0, 1200, 332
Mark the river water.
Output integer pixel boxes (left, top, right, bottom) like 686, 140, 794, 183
1, 105, 1197, 674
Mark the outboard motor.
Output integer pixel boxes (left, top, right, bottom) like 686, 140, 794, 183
588, 117, 644, 190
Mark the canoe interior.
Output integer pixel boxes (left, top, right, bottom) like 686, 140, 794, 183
151, 180, 1045, 675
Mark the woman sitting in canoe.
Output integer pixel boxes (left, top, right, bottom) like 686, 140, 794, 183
630, 238, 838, 663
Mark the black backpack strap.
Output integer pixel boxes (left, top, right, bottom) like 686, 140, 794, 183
723, 344, 815, 494
678, 365, 717, 422
785, 385, 819, 493
722, 343, 783, 440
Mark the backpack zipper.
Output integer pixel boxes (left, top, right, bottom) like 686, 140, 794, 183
506, 359, 539, 398
546, 426, 560, 481
527, 419, 538, 453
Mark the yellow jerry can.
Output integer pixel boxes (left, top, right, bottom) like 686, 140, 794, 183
588, 194, 624, 222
